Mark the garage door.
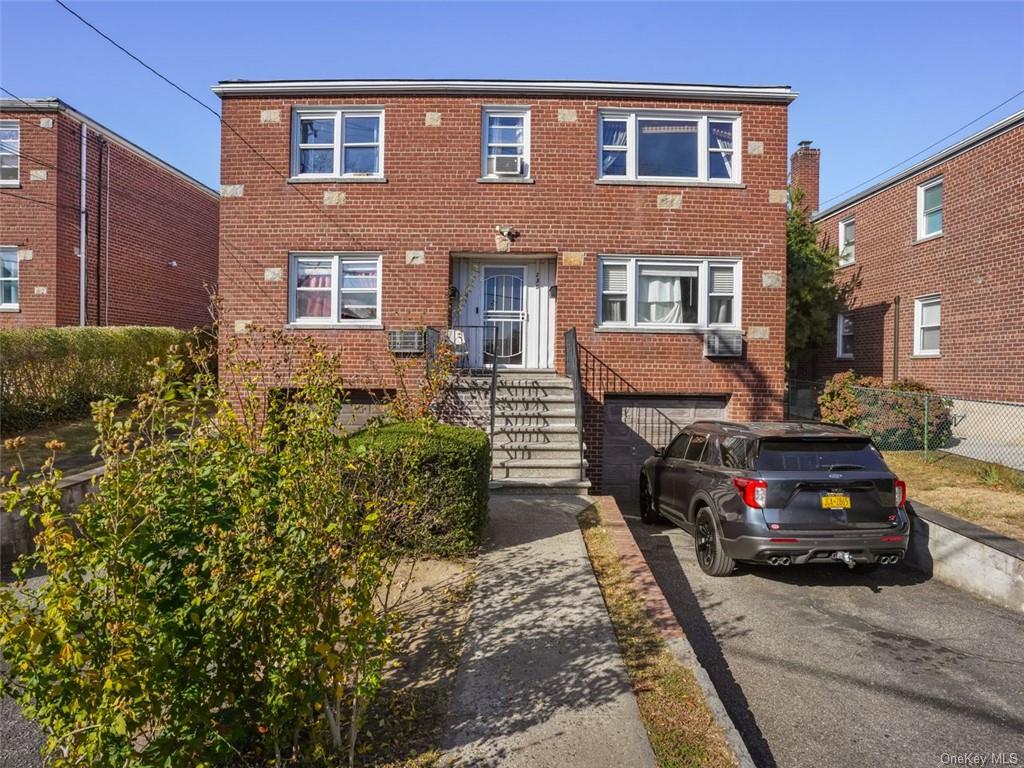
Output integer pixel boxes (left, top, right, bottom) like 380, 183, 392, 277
602, 395, 728, 499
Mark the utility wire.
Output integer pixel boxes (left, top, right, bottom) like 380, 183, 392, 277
819, 88, 1024, 208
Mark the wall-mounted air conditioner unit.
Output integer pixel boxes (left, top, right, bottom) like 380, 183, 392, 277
493, 155, 522, 176
703, 329, 744, 358
387, 329, 425, 355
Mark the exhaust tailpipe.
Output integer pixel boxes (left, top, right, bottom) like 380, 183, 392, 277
833, 551, 856, 569
779, 556, 791, 566
768, 556, 779, 566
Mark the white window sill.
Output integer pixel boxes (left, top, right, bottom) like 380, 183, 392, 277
477, 177, 535, 184
0, 181, 20, 189
911, 352, 941, 359
913, 232, 943, 245
286, 322, 384, 330
0, 306, 20, 312
287, 176, 387, 184
836, 355, 854, 361
838, 259, 855, 269
594, 325, 739, 335
595, 178, 745, 189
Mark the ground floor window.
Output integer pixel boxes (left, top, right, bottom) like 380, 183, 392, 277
0, 246, 19, 308
836, 312, 854, 359
289, 252, 381, 325
597, 256, 740, 330
913, 295, 941, 356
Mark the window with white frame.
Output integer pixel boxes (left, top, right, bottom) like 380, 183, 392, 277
291, 109, 383, 179
836, 312, 854, 359
597, 256, 741, 329
0, 246, 19, 308
917, 177, 943, 239
0, 121, 19, 186
289, 253, 381, 324
482, 108, 530, 178
838, 217, 856, 266
914, 295, 941, 356
598, 111, 740, 183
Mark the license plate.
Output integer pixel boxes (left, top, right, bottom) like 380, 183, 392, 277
821, 493, 851, 510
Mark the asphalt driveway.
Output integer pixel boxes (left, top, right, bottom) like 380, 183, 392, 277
621, 502, 1024, 768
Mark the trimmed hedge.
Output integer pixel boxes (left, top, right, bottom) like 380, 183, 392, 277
0, 326, 198, 432
349, 421, 490, 556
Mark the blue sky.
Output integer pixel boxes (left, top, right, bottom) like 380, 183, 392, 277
2, 1, 1022, 204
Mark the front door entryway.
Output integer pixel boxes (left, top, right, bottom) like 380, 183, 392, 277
451, 256, 556, 369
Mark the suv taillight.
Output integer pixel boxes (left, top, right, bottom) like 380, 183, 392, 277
894, 479, 907, 508
733, 478, 767, 509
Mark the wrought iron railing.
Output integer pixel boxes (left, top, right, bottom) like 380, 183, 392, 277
564, 327, 586, 482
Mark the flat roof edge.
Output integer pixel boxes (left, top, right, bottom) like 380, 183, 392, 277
210, 79, 798, 103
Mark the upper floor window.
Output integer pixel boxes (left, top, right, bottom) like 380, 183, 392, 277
838, 217, 856, 266
917, 177, 943, 239
0, 121, 19, 186
913, 295, 941, 356
836, 312, 854, 359
598, 110, 740, 183
597, 256, 741, 329
290, 109, 383, 180
0, 246, 19, 308
481, 108, 530, 179
289, 252, 381, 325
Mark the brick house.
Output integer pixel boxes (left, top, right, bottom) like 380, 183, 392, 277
214, 79, 796, 495
793, 109, 1024, 403
0, 98, 219, 328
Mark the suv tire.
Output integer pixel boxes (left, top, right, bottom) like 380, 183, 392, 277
694, 507, 735, 576
639, 477, 662, 524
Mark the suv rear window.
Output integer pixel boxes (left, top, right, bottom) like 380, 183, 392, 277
755, 439, 887, 472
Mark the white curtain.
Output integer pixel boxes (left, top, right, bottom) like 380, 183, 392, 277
638, 267, 696, 324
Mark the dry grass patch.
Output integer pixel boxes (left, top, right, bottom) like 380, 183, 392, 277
356, 560, 476, 768
579, 507, 737, 768
884, 451, 1024, 541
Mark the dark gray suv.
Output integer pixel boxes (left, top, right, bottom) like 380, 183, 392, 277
639, 421, 910, 576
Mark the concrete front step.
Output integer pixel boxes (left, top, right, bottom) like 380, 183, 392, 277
492, 457, 587, 480
491, 424, 580, 442
493, 442, 582, 461
489, 477, 593, 495
494, 394, 576, 406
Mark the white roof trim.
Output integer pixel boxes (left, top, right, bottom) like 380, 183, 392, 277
0, 98, 218, 199
211, 79, 797, 103
815, 107, 1024, 221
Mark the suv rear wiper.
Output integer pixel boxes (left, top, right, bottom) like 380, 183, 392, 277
823, 463, 864, 471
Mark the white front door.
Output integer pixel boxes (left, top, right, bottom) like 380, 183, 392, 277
483, 266, 526, 367
453, 258, 555, 369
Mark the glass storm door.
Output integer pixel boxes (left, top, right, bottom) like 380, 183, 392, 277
483, 266, 525, 367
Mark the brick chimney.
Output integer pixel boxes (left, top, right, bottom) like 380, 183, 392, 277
790, 140, 820, 214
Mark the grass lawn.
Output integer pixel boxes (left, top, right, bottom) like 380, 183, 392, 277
356, 558, 476, 767
884, 451, 1024, 541
1, 414, 105, 478
579, 506, 737, 768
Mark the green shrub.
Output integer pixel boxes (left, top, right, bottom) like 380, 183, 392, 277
819, 371, 953, 450
349, 420, 490, 557
0, 326, 202, 432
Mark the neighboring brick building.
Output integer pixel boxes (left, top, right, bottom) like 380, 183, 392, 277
213, 79, 797, 493
0, 98, 218, 328
796, 109, 1024, 403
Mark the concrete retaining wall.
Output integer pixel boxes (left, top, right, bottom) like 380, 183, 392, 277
0, 465, 103, 577
905, 501, 1024, 614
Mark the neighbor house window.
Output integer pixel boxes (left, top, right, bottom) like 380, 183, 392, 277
0, 246, 19, 308
289, 253, 381, 324
0, 121, 19, 186
913, 295, 940, 356
838, 217, 856, 266
836, 312, 854, 359
597, 111, 740, 183
597, 256, 741, 329
481, 108, 530, 178
917, 177, 943, 239
291, 109, 383, 179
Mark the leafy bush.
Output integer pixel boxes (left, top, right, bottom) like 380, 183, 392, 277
819, 371, 953, 450
0, 330, 482, 767
0, 326, 200, 432
349, 421, 490, 557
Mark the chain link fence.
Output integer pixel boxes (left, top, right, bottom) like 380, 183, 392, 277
787, 379, 1024, 471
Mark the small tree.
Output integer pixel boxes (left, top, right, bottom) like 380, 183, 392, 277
786, 187, 859, 368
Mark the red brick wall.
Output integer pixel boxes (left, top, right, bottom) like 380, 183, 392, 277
790, 143, 820, 213
218, 93, 791, 488
0, 107, 218, 329
804, 122, 1024, 402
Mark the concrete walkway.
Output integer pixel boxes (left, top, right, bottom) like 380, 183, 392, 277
442, 495, 656, 767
